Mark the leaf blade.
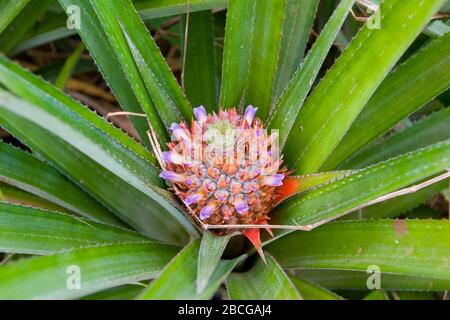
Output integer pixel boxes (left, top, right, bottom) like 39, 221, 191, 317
0, 243, 178, 299
268, 220, 450, 280
284, 0, 446, 174
323, 32, 450, 170
227, 253, 302, 300
268, 0, 355, 147
0, 142, 119, 225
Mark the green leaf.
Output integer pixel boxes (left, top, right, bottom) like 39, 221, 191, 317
181, 10, 218, 112
0, 203, 153, 255
0, 55, 159, 168
290, 276, 343, 300
272, 0, 319, 101
342, 179, 448, 220
0, 183, 71, 213
220, 0, 286, 119
268, 220, 450, 280
364, 291, 388, 300
271, 141, 450, 231
0, 89, 197, 245
244, 0, 286, 119
0, 0, 53, 54
0, 142, 119, 224
284, 0, 446, 174
295, 269, 450, 291
227, 253, 302, 300
197, 231, 231, 293
0, 243, 178, 299
121, 24, 193, 126
0, 0, 31, 35
54, 42, 85, 89
268, 0, 355, 147
58, 0, 159, 146
342, 107, 450, 169
13, 1, 228, 55
91, 0, 192, 133
134, 0, 227, 19
81, 284, 143, 300
323, 32, 450, 170
139, 240, 241, 300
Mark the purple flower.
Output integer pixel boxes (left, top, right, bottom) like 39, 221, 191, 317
185, 193, 203, 206
161, 151, 183, 165
244, 105, 258, 126
261, 174, 284, 187
200, 205, 215, 220
159, 170, 184, 183
194, 106, 207, 123
169, 123, 189, 141
234, 199, 249, 215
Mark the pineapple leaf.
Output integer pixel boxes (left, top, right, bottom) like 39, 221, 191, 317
272, 0, 320, 101
58, 0, 163, 146
220, 0, 286, 119
323, 32, 450, 170
134, 0, 227, 19
268, 0, 355, 147
342, 179, 448, 220
139, 240, 242, 299
226, 253, 302, 300
87, 0, 193, 142
272, 140, 450, 231
295, 268, 450, 291
197, 231, 232, 293
0, 203, 153, 255
0, 90, 197, 244
290, 277, 343, 300
181, 10, 218, 112
0, 0, 31, 35
267, 220, 450, 280
342, 107, 450, 169
0, 243, 178, 299
0, 143, 119, 225
0, 0, 53, 54
284, 0, 446, 174
0, 183, 72, 213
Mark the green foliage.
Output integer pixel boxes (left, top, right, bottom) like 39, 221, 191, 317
0, 0, 448, 300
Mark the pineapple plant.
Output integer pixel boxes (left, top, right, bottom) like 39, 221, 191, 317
0, 0, 449, 300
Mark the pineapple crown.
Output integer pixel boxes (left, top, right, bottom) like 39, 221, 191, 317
159, 105, 286, 229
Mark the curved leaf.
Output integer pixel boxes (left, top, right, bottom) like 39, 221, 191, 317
272, 0, 319, 101
227, 253, 301, 300
0, 243, 178, 299
181, 10, 218, 112
0, 142, 118, 224
139, 240, 240, 300
0, 90, 197, 244
284, 0, 445, 174
290, 277, 343, 300
0, 203, 152, 255
272, 141, 450, 232
268, 0, 355, 147
342, 107, 450, 169
58, 0, 160, 146
197, 231, 231, 293
0, 0, 31, 34
220, 0, 286, 119
323, 32, 450, 170
0, 183, 70, 213
268, 220, 450, 280
295, 269, 450, 291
